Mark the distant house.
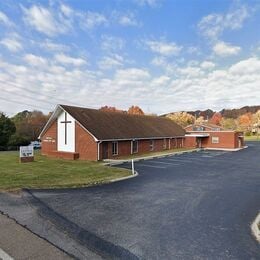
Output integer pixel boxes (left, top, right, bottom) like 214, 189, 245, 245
39, 104, 186, 160
185, 123, 224, 132
184, 123, 244, 150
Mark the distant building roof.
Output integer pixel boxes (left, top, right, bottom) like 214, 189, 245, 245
40, 104, 185, 141
185, 123, 224, 131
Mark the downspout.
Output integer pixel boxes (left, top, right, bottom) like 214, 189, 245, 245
97, 141, 102, 161
131, 140, 133, 155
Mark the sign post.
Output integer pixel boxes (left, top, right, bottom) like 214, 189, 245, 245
20, 146, 34, 163
131, 159, 135, 175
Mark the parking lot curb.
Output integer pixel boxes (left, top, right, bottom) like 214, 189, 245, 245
104, 148, 200, 165
109, 171, 139, 183
205, 146, 248, 152
251, 212, 260, 242
0, 211, 74, 259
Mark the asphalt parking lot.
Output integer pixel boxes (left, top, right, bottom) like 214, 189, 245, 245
0, 142, 260, 259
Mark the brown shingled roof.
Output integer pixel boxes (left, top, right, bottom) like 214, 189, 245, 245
60, 104, 185, 140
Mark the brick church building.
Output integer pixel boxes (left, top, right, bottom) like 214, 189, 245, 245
184, 123, 244, 150
39, 104, 186, 161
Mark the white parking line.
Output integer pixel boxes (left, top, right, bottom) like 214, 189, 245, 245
136, 163, 166, 169
149, 160, 180, 165
168, 157, 206, 162
0, 248, 13, 260
164, 158, 192, 163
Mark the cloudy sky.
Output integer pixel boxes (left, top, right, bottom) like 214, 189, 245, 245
0, 0, 260, 115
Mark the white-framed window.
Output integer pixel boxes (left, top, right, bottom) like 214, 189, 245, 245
211, 136, 219, 144
149, 140, 154, 151
112, 141, 118, 155
132, 140, 138, 153
163, 138, 167, 149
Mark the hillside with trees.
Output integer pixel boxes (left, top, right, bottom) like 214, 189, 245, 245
1, 105, 259, 150
0, 110, 49, 150
164, 105, 260, 136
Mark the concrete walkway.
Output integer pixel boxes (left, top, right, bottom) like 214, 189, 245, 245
0, 213, 71, 260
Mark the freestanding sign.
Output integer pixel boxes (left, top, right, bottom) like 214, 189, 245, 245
20, 146, 34, 163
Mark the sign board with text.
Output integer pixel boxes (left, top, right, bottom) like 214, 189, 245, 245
20, 146, 34, 163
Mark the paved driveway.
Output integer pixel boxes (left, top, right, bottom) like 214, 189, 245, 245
1, 142, 260, 259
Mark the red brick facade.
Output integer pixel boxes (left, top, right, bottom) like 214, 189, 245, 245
41, 116, 244, 161
184, 136, 198, 148
75, 123, 98, 161
100, 138, 184, 160
185, 131, 244, 149
41, 119, 185, 160
41, 121, 57, 155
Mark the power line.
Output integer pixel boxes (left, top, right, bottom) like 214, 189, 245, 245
0, 96, 53, 111
1, 89, 56, 106
0, 80, 96, 108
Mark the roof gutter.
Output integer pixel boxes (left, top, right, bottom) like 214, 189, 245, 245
98, 136, 185, 142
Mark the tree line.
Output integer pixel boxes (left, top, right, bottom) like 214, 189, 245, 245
0, 105, 145, 150
1, 105, 259, 150
166, 110, 260, 135
0, 110, 50, 150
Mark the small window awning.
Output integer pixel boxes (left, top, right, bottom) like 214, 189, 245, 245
185, 133, 209, 138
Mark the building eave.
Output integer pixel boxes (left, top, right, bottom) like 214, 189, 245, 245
99, 136, 185, 142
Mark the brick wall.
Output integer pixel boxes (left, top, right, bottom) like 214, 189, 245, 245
41, 120, 186, 161
47, 151, 79, 160
201, 132, 239, 149
184, 136, 197, 148
41, 120, 57, 155
100, 137, 185, 160
75, 123, 98, 161
41, 120, 98, 160
184, 131, 244, 149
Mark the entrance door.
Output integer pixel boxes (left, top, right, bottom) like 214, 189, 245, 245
238, 138, 241, 148
196, 138, 201, 148
102, 142, 109, 159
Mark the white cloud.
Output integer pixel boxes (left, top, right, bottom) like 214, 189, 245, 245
200, 61, 215, 70
146, 40, 182, 56
22, 5, 69, 36
0, 35, 23, 52
229, 57, 260, 75
198, 5, 250, 40
80, 11, 107, 29
98, 54, 124, 70
151, 56, 167, 66
54, 53, 87, 66
213, 41, 241, 57
115, 68, 150, 82
187, 46, 200, 55
118, 13, 139, 26
60, 4, 74, 17
23, 54, 48, 67
0, 11, 13, 26
101, 35, 125, 51
178, 66, 204, 78
134, 0, 161, 8
0, 54, 260, 115
40, 39, 70, 52
151, 75, 170, 86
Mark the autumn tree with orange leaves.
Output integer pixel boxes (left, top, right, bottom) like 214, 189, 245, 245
238, 113, 252, 132
99, 106, 125, 113
209, 112, 222, 125
128, 106, 144, 115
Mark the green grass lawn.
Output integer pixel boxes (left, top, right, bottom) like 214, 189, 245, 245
244, 136, 260, 141
0, 151, 131, 191
113, 147, 196, 160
